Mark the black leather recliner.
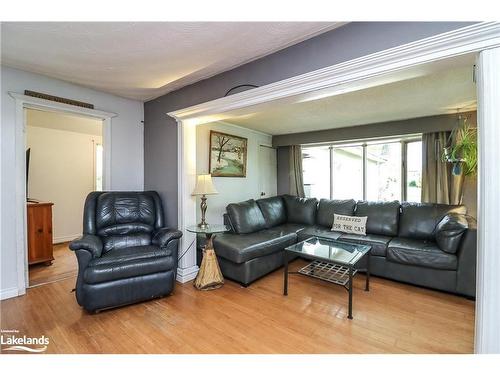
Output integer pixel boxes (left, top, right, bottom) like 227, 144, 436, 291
69, 191, 182, 312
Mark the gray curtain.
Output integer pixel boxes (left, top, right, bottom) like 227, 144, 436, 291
289, 145, 305, 198
421, 132, 464, 204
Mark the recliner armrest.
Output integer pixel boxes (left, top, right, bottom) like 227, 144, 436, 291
152, 227, 183, 248
69, 234, 103, 258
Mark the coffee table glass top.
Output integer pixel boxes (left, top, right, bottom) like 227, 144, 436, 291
186, 224, 230, 234
285, 236, 371, 266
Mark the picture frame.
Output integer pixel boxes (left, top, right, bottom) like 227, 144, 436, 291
209, 130, 248, 177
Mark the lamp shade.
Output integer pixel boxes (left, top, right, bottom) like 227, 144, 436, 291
192, 174, 218, 195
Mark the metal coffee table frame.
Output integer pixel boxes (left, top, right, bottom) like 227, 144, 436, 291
283, 237, 371, 320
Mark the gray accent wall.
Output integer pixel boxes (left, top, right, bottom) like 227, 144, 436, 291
144, 22, 476, 227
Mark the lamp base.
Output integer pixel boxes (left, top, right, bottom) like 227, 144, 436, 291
198, 195, 208, 229
197, 222, 209, 229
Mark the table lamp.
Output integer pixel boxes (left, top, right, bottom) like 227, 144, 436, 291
192, 174, 218, 229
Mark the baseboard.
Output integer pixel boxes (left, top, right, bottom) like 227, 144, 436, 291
176, 265, 199, 283
0, 287, 19, 301
53, 234, 80, 244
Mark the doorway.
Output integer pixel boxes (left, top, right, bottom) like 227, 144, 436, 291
258, 144, 277, 199
25, 108, 104, 287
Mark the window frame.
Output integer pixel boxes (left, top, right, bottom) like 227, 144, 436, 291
302, 135, 422, 202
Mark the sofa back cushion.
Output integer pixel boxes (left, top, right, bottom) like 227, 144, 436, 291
256, 196, 287, 228
96, 192, 156, 230
93, 192, 160, 253
283, 195, 318, 225
317, 199, 356, 228
102, 234, 152, 253
226, 199, 267, 234
399, 202, 467, 240
355, 200, 400, 236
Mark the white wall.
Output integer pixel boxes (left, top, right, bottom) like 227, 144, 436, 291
196, 121, 274, 225
27, 124, 102, 243
1, 65, 144, 299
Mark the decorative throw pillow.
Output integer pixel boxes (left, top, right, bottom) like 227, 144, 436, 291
434, 213, 468, 254
332, 214, 367, 236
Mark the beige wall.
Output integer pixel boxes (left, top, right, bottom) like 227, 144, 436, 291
27, 114, 102, 243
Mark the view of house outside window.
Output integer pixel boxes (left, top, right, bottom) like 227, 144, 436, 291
302, 146, 330, 199
406, 141, 422, 202
302, 138, 422, 203
332, 146, 363, 200
366, 142, 402, 201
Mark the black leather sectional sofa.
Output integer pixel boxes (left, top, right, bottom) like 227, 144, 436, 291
211, 195, 476, 297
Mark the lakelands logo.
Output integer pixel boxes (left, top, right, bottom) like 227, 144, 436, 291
1, 329, 49, 353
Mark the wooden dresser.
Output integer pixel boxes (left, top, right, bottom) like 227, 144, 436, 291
27, 202, 54, 265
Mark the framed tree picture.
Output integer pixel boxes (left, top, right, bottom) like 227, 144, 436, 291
209, 130, 248, 177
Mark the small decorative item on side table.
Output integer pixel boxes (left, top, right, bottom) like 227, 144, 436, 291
186, 224, 229, 290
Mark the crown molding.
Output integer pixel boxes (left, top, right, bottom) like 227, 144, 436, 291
169, 22, 500, 123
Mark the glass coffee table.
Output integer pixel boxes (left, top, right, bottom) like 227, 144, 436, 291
283, 236, 371, 319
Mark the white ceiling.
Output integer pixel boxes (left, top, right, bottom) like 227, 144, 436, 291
223, 61, 477, 136
27, 109, 103, 136
1, 22, 342, 101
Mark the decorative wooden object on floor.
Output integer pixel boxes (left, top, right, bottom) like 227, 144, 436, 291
27, 202, 54, 265
186, 224, 229, 291
194, 237, 224, 290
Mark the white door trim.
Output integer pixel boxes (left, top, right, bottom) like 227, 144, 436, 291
9, 92, 117, 296
168, 22, 500, 352
475, 47, 500, 354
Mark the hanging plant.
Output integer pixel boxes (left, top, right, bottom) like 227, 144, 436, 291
442, 115, 477, 176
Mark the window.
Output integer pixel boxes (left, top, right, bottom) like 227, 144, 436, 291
366, 142, 402, 201
405, 140, 422, 202
302, 137, 422, 202
302, 146, 330, 199
332, 146, 363, 200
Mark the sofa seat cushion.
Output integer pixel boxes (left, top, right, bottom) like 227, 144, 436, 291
213, 230, 297, 264
296, 225, 343, 242
387, 238, 457, 270
84, 245, 174, 284
338, 233, 391, 257
268, 223, 306, 236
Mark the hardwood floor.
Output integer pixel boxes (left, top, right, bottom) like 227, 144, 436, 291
29, 243, 77, 287
1, 259, 475, 354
